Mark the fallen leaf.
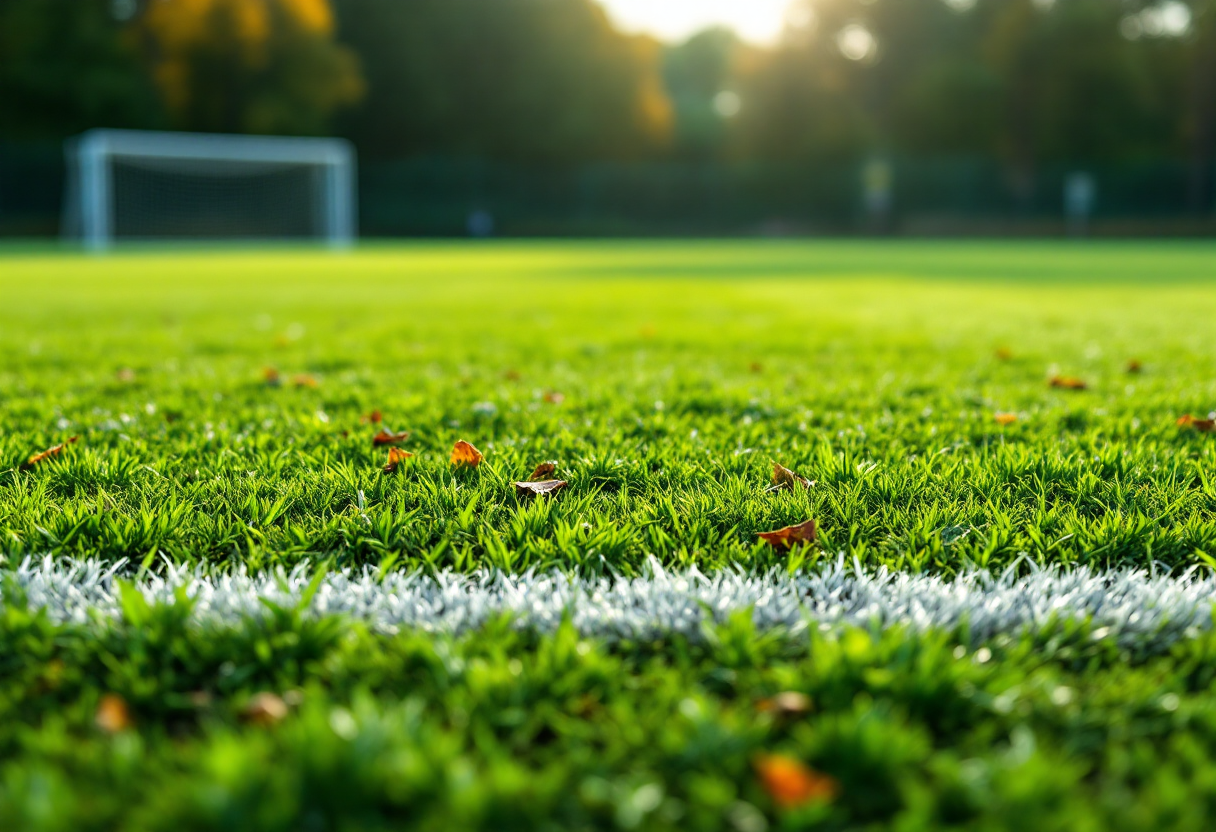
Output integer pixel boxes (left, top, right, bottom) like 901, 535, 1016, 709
749, 361, 764, 373
242, 692, 289, 726
1049, 376, 1088, 390
994, 412, 1018, 425
360, 410, 383, 424
530, 461, 557, 480
504, 369, 522, 381
116, 367, 136, 382
1177, 414, 1216, 432
383, 447, 414, 473
20, 436, 79, 471
767, 462, 812, 492
543, 391, 565, 404
293, 374, 319, 389
263, 367, 282, 387
1126, 359, 1143, 374
756, 691, 812, 717
96, 694, 133, 733
515, 479, 568, 497
372, 429, 411, 446
451, 440, 483, 467
754, 754, 838, 809
995, 347, 1013, 361
758, 519, 817, 550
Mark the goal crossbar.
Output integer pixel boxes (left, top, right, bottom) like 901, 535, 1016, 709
65, 129, 357, 249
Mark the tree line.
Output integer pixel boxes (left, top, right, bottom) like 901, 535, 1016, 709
1, 0, 1212, 205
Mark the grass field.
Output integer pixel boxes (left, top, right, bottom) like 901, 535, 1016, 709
3, 240, 1216, 830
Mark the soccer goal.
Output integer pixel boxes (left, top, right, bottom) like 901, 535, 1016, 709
63, 129, 356, 249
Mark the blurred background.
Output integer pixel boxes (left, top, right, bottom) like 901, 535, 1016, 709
1, 0, 1213, 238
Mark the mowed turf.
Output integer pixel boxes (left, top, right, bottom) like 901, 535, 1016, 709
2, 240, 1216, 572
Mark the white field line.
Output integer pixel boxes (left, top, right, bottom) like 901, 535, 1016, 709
5, 556, 1216, 649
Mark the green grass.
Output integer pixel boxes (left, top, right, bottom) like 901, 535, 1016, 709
2, 240, 1216, 572
4, 239, 1216, 831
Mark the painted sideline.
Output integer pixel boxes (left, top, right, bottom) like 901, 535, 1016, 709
5, 556, 1216, 649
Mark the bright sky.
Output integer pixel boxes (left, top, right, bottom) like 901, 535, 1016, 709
598, 0, 793, 45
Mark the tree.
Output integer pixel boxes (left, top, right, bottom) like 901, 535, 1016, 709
332, 0, 671, 161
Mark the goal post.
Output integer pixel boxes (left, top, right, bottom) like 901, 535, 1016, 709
62, 129, 356, 249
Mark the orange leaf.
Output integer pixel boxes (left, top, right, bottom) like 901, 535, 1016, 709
543, 391, 565, 404
758, 519, 817, 550
768, 462, 812, 492
96, 694, 133, 733
756, 691, 812, 717
383, 447, 414, 473
1178, 414, 1216, 432
995, 347, 1013, 361
263, 367, 282, 387
293, 374, 318, 389
372, 429, 411, 446
1126, 359, 1143, 374
754, 754, 838, 809
451, 440, 484, 467
360, 410, 383, 424
530, 461, 557, 480
994, 412, 1017, 426
20, 436, 79, 471
1049, 376, 1087, 390
242, 692, 289, 726
515, 479, 567, 497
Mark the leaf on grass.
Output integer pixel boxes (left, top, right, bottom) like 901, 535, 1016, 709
116, 367, 136, 382
1177, 414, 1216, 432
749, 361, 764, 373
293, 374, 319, 389
530, 461, 557, 480
758, 519, 817, 550
504, 369, 522, 381
1126, 359, 1143, 374
383, 447, 414, 473
96, 694, 132, 733
515, 479, 568, 497
543, 391, 565, 404
451, 440, 483, 467
263, 367, 282, 387
20, 436, 79, 471
995, 347, 1013, 361
767, 462, 813, 492
754, 754, 838, 809
242, 692, 289, 726
360, 410, 383, 424
372, 429, 411, 446
994, 412, 1018, 426
756, 691, 812, 717
1049, 376, 1088, 390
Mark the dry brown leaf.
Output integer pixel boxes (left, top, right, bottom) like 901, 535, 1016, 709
995, 347, 1013, 361
756, 691, 813, 717
543, 391, 565, 404
767, 462, 812, 492
994, 412, 1018, 426
1177, 414, 1216, 432
116, 367, 136, 382
758, 519, 817, 550
530, 461, 557, 480
360, 410, 383, 424
372, 429, 411, 446
451, 440, 484, 467
749, 361, 764, 373
383, 447, 414, 473
1126, 359, 1143, 374
20, 436, 79, 471
1049, 376, 1088, 390
754, 754, 838, 809
263, 367, 282, 387
504, 369, 522, 381
293, 374, 319, 389
515, 479, 568, 497
96, 694, 133, 733
242, 692, 289, 726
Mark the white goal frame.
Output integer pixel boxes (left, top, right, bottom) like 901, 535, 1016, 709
64, 129, 356, 249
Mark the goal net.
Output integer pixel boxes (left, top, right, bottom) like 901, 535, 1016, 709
62, 130, 356, 249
